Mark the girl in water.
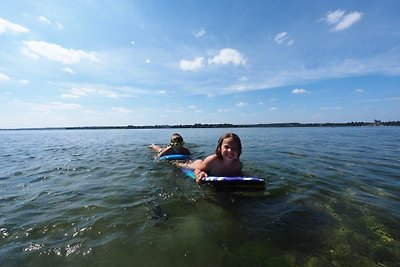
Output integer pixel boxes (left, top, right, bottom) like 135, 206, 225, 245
181, 132, 243, 184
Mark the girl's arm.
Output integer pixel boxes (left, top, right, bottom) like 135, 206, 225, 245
193, 155, 216, 184
194, 168, 207, 183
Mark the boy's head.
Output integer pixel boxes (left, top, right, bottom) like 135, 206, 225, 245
215, 133, 242, 159
170, 133, 184, 146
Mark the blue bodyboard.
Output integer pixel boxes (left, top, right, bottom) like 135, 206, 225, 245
182, 168, 265, 190
159, 154, 191, 161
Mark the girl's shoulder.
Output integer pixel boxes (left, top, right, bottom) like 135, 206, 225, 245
204, 154, 218, 161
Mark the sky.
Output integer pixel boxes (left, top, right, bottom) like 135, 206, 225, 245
1, 0, 399, 128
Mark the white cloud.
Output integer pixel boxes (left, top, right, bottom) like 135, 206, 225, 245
96, 89, 119, 98
62, 87, 94, 98
61, 94, 79, 99
323, 9, 363, 31
0, 17, 29, 34
326, 10, 345, 24
61, 85, 150, 99
206, 92, 215, 98
218, 108, 234, 113
269, 107, 278, 111
193, 28, 206, 39
0, 73, 28, 84
180, 57, 204, 72
320, 106, 342, 110
274, 32, 287, 43
22, 41, 99, 64
19, 79, 30, 84
208, 48, 246, 66
274, 32, 294, 46
31, 101, 82, 112
62, 67, 75, 74
335, 12, 362, 31
292, 88, 308, 94
38, 16, 64, 30
166, 109, 183, 113
230, 85, 247, 92
179, 48, 245, 72
62, 87, 122, 99
38, 16, 51, 24
111, 107, 133, 113
236, 101, 247, 107
354, 88, 364, 93
0, 72, 10, 81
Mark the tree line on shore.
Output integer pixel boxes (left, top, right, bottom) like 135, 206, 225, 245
3, 120, 399, 131
65, 120, 400, 130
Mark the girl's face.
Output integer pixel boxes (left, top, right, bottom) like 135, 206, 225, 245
220, 137, 239, 160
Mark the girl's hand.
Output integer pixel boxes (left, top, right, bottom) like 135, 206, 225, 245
194, 169, 207, 184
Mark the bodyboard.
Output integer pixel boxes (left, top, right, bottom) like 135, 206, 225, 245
159, 154, 191, 161
182, 168, 265, 190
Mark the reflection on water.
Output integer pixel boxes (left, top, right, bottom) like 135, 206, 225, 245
0, 127, 399, 266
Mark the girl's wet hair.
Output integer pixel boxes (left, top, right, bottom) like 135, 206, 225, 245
215, 133, 242, 159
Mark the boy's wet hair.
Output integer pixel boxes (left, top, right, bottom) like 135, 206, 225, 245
215, 133, 242, 159
170, 133, 184, 144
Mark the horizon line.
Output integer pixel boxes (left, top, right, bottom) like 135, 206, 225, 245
1, 120, 399, 131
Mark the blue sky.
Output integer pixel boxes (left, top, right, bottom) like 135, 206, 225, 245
1, 0, 399, 128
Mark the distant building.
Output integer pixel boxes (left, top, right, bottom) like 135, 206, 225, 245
374, 120, 382, 126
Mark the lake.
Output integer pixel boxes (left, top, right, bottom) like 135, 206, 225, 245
1, 127, 399, 266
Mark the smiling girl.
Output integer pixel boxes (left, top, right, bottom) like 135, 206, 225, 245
180, 133, 243, 184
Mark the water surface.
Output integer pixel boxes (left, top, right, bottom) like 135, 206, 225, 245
1, 127, 399, 266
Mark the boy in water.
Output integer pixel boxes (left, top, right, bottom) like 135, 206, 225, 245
149, 133, 191, 158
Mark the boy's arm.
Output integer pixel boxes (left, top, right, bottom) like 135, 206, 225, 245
157, 146, 172, 157
149, 144, 162, 152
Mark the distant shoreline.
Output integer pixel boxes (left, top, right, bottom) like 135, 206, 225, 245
1, 121, 399, 131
